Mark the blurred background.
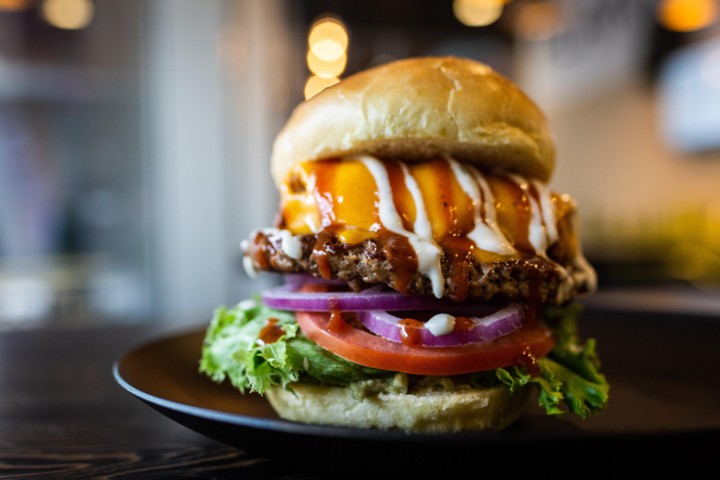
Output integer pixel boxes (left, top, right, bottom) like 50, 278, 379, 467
1, 0, 719, 330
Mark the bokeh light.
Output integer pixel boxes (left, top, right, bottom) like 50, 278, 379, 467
657, 0, 718, 32
304, 75, 341, 100
305, 15, 349, 99
453, 0, 505, 27
41, 0, 94, 30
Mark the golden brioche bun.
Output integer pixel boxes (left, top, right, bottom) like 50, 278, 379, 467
265, 381, 531, 433
271, 56, 556, 186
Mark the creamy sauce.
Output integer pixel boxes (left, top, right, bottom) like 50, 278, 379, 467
254, 227, 305, 260
506, 173, 553, 257
425, 313, 455, 336
448, 158, 516, 256
279, 229, 303, 260
531, 179, 559, 247
358, 155, 445, 298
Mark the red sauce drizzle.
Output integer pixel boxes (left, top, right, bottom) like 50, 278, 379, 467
326, 309, 347, 334
311, 159, 339, 228
258, 318, 284, 345
439, 235, 474, 302
516, 345, 541, 377
492, 175, 534, 255
307, 160, 341, 280
453, 316, 474, 331
252, 231, 271, 270
399, 318, 424, 346
377, 229, 417, 294
524, 263, 542, 326
312, 230, 337, 279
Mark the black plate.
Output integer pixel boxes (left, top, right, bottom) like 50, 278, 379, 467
113, 307, 720, 474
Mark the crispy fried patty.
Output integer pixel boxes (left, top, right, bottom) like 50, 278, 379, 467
244, 229, 594, 305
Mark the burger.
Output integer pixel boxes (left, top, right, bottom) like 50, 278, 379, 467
200, 56, 609, 433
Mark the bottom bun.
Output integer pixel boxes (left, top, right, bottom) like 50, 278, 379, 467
265, 381, 531, 434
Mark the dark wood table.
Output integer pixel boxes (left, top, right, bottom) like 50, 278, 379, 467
0, 324, 333, 479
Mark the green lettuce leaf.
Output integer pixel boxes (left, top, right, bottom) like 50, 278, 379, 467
199, 299, 390, 394
497, 304, 610, 418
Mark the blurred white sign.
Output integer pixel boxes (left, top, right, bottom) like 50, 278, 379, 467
659, 36, 720, 155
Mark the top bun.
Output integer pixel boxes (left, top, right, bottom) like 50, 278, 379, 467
271, 56, 556, 186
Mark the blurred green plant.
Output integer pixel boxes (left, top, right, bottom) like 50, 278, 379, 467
582, 204, 720, 288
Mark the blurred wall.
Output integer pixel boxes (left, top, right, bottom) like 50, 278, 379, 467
143, 0, 297, 326
0, 0, 149, 327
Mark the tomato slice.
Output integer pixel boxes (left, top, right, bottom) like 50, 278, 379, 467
295, 311, 555, 376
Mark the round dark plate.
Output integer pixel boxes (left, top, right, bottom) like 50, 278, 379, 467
113, 308, 720, 474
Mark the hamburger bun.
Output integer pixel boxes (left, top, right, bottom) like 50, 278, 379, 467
265, 380, 531, 433
271, 56, 556, 186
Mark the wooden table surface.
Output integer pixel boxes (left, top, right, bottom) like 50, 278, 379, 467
0, 324, 335, 479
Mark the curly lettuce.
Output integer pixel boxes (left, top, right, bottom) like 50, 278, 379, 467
199, 299, 390, 394
496, 304, 610, 418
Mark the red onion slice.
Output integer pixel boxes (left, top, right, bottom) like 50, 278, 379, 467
356, 305, 525, 347
261, 281, 498, 313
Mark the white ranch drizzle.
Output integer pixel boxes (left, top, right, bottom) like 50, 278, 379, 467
399, 163, 434, 243
506, 173, 556, 257
249, 227, 305, 261
447, 158, 516, 256
530, 179, 559, 247
303, 173, 321, 233
240, 237, 259, 278
357, 155, 445, 298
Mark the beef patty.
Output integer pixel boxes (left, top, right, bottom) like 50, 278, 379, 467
243, 229, 594, 306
